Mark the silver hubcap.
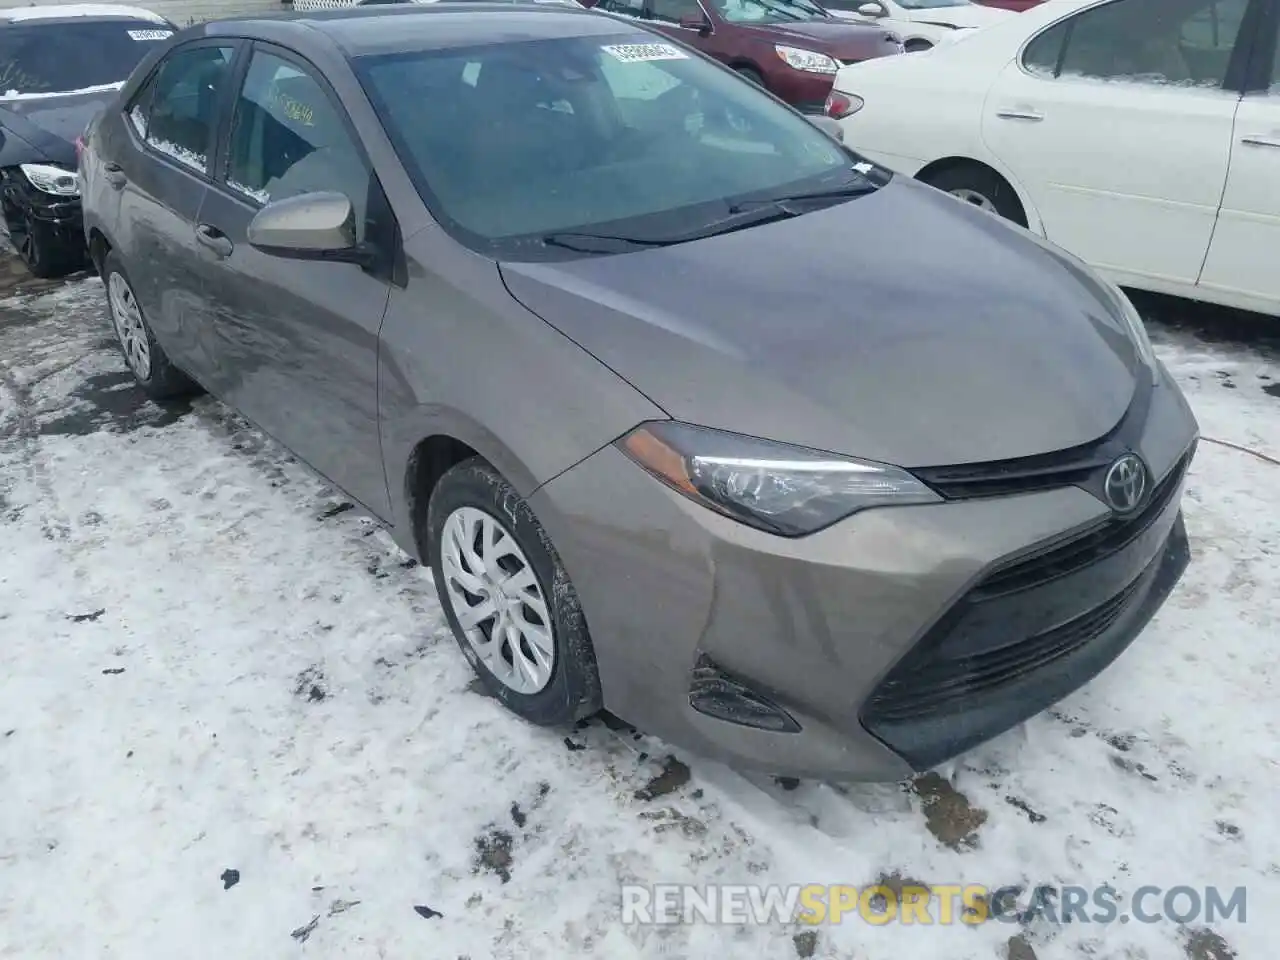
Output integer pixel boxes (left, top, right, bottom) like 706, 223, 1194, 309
108, 272, 152, 380
949, 188, 998, 213
441, 506, 555, 695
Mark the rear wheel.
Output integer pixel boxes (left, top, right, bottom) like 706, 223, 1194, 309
101, 251, 201, 401
919, 163, 1027, 226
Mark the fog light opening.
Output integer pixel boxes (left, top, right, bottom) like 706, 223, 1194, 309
689, 654, 801, 733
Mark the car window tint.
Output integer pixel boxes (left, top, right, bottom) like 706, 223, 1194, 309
224, 50, 370, 237
650, 0, 702, 23
597, 0, 644, 16
1054, 0, 1248, 88
1271, 17, 1280, 93
0, 19, 173, 98
1022, 21, 1068, 77
144, 45, 236, 173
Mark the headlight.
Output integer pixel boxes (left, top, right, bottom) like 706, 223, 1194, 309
618, 421, 940, 537
775, 45, 840, 75
19, 163, 79, 197
1109, 283, 1159, 385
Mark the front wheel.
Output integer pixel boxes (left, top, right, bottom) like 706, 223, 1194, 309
734, 65, 766, 87
5, 204, 82, 279
427, 457, 602, 725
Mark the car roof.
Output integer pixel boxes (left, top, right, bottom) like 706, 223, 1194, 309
204, 4, 634, 58
0, 3, 169, 24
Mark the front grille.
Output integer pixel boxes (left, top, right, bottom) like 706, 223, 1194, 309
866, 574, 1145, 722
975, 446, 1192, 599
862, 442, 1193, 733
911, 380, 1154, 501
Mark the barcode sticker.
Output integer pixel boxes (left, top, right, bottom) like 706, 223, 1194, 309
601, 43, 689, 63
128, 29, 174, 41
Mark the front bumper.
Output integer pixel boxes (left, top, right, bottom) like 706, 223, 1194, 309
1, 169, 84, 244
529, 374, 1198, 780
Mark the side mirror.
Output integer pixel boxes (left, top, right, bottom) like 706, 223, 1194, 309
679, 13, 711, 32
807, 114, 845, 142
247, 191, 368, 263
857, 1, 886, 15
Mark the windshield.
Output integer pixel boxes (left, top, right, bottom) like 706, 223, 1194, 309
709, 0, 830, 24
357, 34, 877, 260
895, 0, 971, 9
0, 19, 173, 99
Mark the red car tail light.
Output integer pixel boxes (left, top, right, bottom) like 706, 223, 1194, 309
824, 91, 864, 120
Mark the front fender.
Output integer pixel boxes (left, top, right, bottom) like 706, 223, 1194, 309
377, 230, 666, 557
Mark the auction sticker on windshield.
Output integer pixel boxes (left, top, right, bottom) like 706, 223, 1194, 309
602, 43, 689, 63
128, 29, 173, 41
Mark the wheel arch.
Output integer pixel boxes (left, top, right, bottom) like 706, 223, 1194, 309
394, 410, 543, 563
914, 155, 1044, 234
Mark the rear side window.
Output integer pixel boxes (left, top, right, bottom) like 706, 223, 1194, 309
1021, 0, 1249, 89
0, 18, 173, 99
224, 50, 371, 235
133, 45, 237, 173
1022, 22, 1068, 77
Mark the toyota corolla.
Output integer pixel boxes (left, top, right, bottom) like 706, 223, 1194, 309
79, 3, 1197, 779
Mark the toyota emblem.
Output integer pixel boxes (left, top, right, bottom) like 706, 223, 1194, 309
1103, 454, 1148, 514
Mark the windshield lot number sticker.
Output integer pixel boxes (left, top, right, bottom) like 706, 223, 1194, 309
602, 43, 689, 63
128, 29, 174, 41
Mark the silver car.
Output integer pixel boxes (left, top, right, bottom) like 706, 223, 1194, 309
79, 3, 1197, 780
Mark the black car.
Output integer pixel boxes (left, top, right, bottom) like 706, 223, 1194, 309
0, 5, 175, 277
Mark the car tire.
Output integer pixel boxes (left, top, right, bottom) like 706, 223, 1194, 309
6, 206, 81, 279
426, 456, 602, 726
101, 251, 201, 401
734, 65, 766, 87
920, 163, 1027, 226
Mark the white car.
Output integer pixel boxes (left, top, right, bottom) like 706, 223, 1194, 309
820, 0, 1014, 51
827, 0, 1280, 317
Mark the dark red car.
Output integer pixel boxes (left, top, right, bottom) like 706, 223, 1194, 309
584, 0, 904, 113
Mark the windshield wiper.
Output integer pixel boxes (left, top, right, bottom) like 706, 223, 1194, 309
728, 183, 878, 213
543, 204, 806, 253
542, 232, 678, 254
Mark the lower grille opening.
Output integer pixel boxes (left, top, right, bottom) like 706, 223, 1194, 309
865, 573, 1146, 723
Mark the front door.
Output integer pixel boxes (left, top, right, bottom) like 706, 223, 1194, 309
1197, 8, 1280, 309
980, 0, 1251, 287
194, 44, 394, 518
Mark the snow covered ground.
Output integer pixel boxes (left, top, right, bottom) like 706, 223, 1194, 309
0, 262, 1276, 960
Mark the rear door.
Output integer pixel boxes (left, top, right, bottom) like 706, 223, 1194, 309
115, 40, 239, 373
195, 43, 394, 517
980, 0, 1252, 287
1197, 2, 1280, 308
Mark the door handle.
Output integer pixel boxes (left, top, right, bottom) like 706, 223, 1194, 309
103, 162, 126, 188
194, 223, 233, 258
996, 108, 1045, 122
1240, 134, 1280, 149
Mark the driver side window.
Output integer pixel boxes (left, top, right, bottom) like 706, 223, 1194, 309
1021, 0, 1249, 89
223, 49, 370, 238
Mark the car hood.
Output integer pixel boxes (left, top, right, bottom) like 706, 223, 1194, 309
740, 19, 904, 58
500, 179, 1140, 469
0, 87, 120, 163
906, 4, 1013, 27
